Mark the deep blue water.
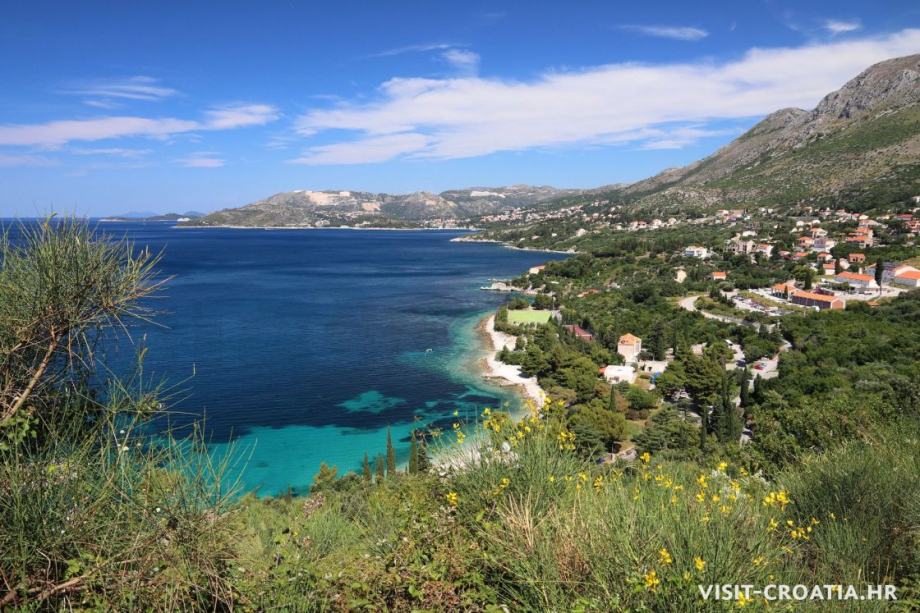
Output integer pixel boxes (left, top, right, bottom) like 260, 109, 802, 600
5, 221, 564, 495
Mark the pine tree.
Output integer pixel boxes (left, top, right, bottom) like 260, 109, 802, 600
375, 454, 385, 483
362, 452, 372, 482
386, 427, 396, 475
408, 430, 419, 475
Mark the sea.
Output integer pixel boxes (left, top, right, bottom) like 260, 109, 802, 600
5, 221, 565, 495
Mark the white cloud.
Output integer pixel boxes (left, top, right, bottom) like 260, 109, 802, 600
366, 43, 457, 58
290, 29, 920, 165
0, 153, 55, 167
442, 49, 480, 75
823, 19, 862, 35
71, 147, 153, 158
0, 103, 278, 147
62, 76, 179, 103
179, 153, 225, 168
290, 133, 430, 165
203, 104, 279, 129
619, 25, 709, 41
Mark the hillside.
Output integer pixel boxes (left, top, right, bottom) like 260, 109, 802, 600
184, 185, 582, 228
621, 54, 920, 213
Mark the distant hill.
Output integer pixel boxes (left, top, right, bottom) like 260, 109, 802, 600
103, 211, 205, 222
183, 185, 583, 228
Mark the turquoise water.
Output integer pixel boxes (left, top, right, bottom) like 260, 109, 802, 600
38, 224, 564, 496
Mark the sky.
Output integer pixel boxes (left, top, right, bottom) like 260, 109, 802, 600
0, 1, 918, 217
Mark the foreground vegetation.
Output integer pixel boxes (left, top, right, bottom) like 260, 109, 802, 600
3, 221, 920, 610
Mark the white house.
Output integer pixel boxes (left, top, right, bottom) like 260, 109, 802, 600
894, 269, 920, 288
674, 268, 687, 284
835, 271, 878, 290
617, 333, 642, 364
683, 245, 710, 259
637, 360, 668, 377
602, 365, 636, 385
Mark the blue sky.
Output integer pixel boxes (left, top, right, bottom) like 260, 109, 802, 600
1, 1, 918, 216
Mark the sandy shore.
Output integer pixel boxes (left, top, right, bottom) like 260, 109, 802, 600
477, 314, 546, 407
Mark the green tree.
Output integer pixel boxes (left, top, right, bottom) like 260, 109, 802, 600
408, 430, 419, 474
874, 258, 885, 289
362, 452, 372, 482
386, 427, 396, 475
375, 454, 385, 483
310, 462, 338, 493
738, 368, 751, 410
683, 355, 724, 410
416, 435, 431, 473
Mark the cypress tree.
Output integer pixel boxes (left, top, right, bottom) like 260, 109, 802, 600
362, 452, 372, 482
375, 454, 385, 483
408, 430, 419, 474
752, 375, 765, 404
738, 368, 751, 409
834, 258, 843, 275
416, 436, 431, 473
386, 427, 396, 475
874, 259, 884, 289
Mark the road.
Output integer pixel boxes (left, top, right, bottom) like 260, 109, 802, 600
677, 294, 748, 326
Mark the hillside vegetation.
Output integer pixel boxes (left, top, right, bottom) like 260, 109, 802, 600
3, 221, 920, 610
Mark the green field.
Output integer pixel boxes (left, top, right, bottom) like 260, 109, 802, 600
507, 309, 553, 325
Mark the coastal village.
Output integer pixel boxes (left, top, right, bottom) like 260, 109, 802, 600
480, 200, 920, 461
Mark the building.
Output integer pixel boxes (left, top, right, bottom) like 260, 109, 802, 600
867, 263, 918, 284
617, 333, 642, 364
771, 280, 796, 297
637, 360, 668, 377
848, 253, 866, 264
602, 365, 636, 384
755, 244, 774, 258
894, 269, 920, 288
674, 268, 687, 284
791, 290, 844, 310
563, 324, 594, 342
711, 271, 727, 281
683, 245, 710, 259
727, 238, 755, 255
835, 271, 878, 290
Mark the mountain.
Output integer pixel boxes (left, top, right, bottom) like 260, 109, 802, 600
184, 185, 581, 227
619, 54, 920, 213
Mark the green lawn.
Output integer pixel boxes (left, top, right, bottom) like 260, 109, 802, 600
507, 309, 553, 326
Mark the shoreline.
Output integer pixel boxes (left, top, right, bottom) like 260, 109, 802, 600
450, 235, 575, 254
475, 314, 546, 407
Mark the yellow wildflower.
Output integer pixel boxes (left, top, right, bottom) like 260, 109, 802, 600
640, 451, 651, 464
697, 474, 708, 489
737, 592, 751, 608
717, 461, 728, 472
593, 475, 604, 492
444, 491, 459, 508
644, 569, 660, 591
659, 548, 673, 565
752, 555, 765, 567
694, 557, 706, 572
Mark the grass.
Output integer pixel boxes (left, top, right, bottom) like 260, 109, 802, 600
506, 309, 553, 326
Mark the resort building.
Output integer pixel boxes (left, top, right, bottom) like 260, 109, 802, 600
617, 333, 642, 364
602, 365, 636, 385
711, 271, 727, 281
791, 290, 844, 310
